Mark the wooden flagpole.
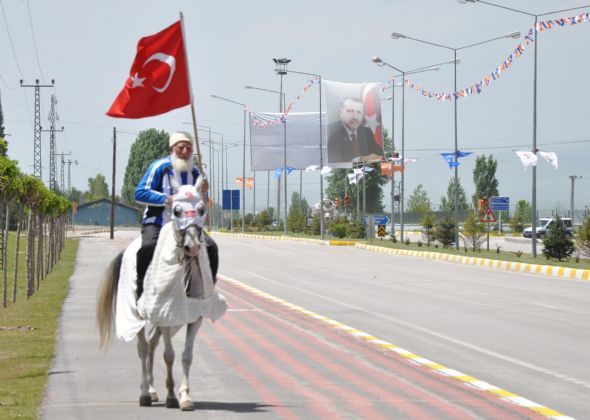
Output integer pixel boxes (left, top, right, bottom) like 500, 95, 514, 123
179, 12, 204, 174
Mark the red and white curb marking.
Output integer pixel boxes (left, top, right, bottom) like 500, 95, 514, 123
221, 274, 573, 419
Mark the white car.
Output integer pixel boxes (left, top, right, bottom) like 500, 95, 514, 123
522, 217, 573, 238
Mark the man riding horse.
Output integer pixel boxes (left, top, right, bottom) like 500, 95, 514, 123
135, 131, 218, 299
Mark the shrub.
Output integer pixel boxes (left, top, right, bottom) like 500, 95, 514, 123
348, 220, 366, 239
542, 216, 574, 261
433, 214, 455, 248
332, 223, 348, 238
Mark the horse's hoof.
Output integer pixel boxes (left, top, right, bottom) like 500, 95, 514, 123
139, 395, 152, 407
166, 397, 179, 408
180, 399, 194, 411
150, 391, 159, 402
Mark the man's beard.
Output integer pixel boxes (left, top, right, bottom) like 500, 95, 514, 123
171, 154, 193, 173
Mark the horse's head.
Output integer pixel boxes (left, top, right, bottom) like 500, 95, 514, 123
170, 184, 207, 258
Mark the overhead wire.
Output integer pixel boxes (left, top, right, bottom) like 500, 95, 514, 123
25, 0, 45, 83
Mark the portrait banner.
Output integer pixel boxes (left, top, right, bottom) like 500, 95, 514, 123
324, 80, 384, 165
249, 112, 327, 170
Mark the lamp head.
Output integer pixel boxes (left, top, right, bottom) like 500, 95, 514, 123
371, 56, 383, 64
457, 0, 477, 3
506, 31, 521, 39
390, 32, 406, 40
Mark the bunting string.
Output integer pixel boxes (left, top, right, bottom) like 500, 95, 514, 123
401, 11, 590, 101
250, 77, 320, 128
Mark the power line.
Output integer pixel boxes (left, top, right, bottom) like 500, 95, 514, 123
0, 0, 24, 78
25, 0, 45, 83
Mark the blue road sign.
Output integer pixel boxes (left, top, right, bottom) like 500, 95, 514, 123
363, 214, 390, 225
222, 189, 240, 210
489, 196, 509, 211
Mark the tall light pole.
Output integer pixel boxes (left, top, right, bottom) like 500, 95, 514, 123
245, 85, 285, 220
391, 30, 519, 249
569, 175, 581, 222
371, 57, 455, 243
277, 67, 325, 239
458, 0, 590, 256
273, 58, 291, 235
210, 95, 247, 232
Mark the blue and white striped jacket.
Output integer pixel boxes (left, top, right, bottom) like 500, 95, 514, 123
135, 156, 200, 226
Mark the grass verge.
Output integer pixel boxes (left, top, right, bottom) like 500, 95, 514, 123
0, 237, 79, 420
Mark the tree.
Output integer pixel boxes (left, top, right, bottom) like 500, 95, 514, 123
83, 174, 109, 202
461, 211, 486, 251
542, 216, 574, 261
472, 154, 499, 208
576, 213, 590, 256
510, 199, 531, 233
421, 212, 434, 246
433, 214, 455, 248
407, 184, 431, 215
67, 187, 84, 204
0, 138, 7, 158
122, 129, 169, 205
439, 178, 468, 214
287, 192, 306, 233
0, 92, 6, 140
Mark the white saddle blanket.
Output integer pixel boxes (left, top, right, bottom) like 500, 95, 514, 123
115, 222, 227, 342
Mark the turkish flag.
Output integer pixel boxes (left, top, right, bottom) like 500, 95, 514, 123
106, 21, 190, 118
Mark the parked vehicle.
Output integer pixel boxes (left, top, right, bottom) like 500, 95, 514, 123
522, 217, 573, 238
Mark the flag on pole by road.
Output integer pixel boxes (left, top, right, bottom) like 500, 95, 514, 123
514, 150, 538, 170
106, 20, 190, 118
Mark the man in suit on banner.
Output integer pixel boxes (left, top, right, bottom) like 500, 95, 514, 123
327, 96, 382, 163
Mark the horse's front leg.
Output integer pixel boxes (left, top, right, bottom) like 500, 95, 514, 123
161, 327, 179, 408
146, 326, 162, 403
136, 327, 151, 406
179, 317, 203, 411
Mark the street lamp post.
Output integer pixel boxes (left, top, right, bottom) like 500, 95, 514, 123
391, 30, 519, 249
371, 57, 455, 243
210, 95, 247, 232
273, 58, 291, 235
277, 67, 325, 239
458, 0, 590, 256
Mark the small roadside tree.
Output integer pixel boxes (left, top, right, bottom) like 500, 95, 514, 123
576, 213, 590, 257
421, 212, 434, 246
510, 199, 531, 233
439, 178, 469, 215
461, 211, 486, 251
407, 184, 431, 217
433, 214, 455, 248
542, 216, 574, 261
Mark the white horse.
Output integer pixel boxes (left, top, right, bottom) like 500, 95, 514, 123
96, 182, 226, 411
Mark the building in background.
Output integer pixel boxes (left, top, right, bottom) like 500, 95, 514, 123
74, 199, 139, 226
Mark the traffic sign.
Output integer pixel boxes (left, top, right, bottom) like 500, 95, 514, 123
377, 225, 386, 237
222, 189, 240, 210
363, 214, 389, 225
480, 208, 496, 223
489, 196, 509, 211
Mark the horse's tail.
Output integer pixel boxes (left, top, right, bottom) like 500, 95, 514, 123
96, 252, 123, 349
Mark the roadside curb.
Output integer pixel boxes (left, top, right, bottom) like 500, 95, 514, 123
356, 243, 590, 282
221, 274, 570, 419
209, 231, 589, 282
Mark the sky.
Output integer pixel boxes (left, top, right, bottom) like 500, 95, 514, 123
1, 0, 589, 216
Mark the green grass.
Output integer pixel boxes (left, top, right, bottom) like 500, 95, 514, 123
0, 233, 79, 420
215, 229, 590, 270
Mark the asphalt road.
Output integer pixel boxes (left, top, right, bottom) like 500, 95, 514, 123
214, 235, 590, 419
41, 232, 589, 419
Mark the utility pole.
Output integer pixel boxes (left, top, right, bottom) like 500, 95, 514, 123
54, 151, 71, 191
569, 175, 581, 222
20, 79, 54, 180
110, 128, 116, 240
41, 94, 64, 191
65, 159, 78, 192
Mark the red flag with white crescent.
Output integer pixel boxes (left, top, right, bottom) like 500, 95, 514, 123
106, 21, 190, 118
362, 84, 383, 148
